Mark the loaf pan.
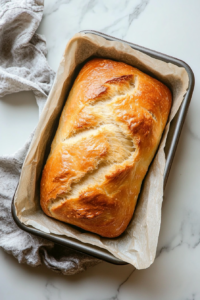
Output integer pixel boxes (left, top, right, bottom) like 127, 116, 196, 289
11, 30, 195, 265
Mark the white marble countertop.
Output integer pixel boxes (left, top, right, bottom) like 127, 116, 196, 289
0, 0, 200, 299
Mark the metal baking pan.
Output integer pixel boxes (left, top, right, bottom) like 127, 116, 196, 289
11, 30, 195, 265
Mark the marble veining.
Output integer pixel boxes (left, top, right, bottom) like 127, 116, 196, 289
45, 281, 61, 300
1, 0, 200, 299
104, 269, 135, 300
43, 0, 73, 17
128, 0, 149, 27
157, 211, 200, 258
38, 0, 151, 71
101, 0, 150, 38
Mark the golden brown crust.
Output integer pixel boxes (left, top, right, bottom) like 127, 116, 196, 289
40, 58, 172, 238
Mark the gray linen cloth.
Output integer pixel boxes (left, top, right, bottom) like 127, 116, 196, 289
0, 0, 99, 275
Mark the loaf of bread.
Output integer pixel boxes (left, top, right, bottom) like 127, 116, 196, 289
40, 58, 172, 238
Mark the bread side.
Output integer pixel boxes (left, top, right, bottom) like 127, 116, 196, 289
40, 58, 172, 238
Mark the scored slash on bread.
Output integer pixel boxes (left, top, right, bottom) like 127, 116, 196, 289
40, 58, 172, 238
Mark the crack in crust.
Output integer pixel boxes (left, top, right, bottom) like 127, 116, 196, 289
49, 76, 138, 213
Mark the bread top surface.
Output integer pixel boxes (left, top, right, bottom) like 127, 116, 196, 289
40, 58, 172, 237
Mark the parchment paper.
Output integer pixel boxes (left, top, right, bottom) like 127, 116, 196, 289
14, 33, 189, 269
